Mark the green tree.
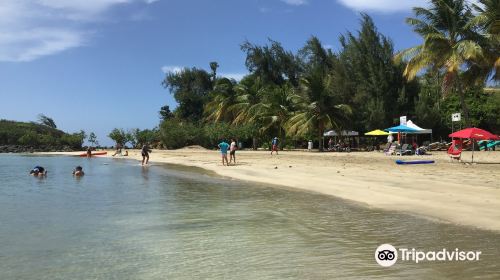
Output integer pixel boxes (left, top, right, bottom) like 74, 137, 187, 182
336, 14, 416, 131
395, 0, 479, 125
108, 128, 128, 146
209, 61, 219, 82
88, 132, 98, 147
159, 105, 174, 121
287, 67, 351, 151
18, 131, 39, 146
159, 119, 199, 149
250, 83, 301, 146
134, 128, 160, 147
162, 67, 213, 121
37, 114, 57, 129
241, 39, 301, 87
229, 75, 264, 149
204, 78, 238, 122
464, 0, 500, 84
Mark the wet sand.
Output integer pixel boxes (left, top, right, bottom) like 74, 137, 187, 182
40, 148, 500, 232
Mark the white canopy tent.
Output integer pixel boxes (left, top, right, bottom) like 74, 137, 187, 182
406, 120, 432, 134
323, 130, 359, 137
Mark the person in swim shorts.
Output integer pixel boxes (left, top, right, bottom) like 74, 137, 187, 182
218, 140, 230, 166
229, 138, 237, 165
141, 145, 152, 166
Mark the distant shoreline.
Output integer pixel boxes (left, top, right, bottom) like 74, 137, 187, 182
37, 149, 500, 233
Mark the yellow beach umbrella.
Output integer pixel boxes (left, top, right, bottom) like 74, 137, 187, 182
365, 129, 390, 136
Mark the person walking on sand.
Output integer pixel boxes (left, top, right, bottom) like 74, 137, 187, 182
229, 138, 237, 165
218, 139, 230, 166
271, 137, 279, 155
141, 145, 152, 166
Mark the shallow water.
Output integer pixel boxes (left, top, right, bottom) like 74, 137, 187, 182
0, 154, 499, 279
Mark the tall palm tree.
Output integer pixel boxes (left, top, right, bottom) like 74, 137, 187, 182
229, 76, 264, 149
464, 0, 500, 84
286, 67, 351, 151
395, 0, 479, 126
204, 78, 237, 122
249, 83, 301, 146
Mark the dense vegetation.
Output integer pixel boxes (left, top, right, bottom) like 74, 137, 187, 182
109, 0, 498, 150
0, 119, 86, 152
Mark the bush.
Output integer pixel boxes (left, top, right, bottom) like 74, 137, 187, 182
159, 119, 199, 149
18, 131, 39, 146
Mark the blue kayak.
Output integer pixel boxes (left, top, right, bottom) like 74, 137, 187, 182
395, 160, 435, 165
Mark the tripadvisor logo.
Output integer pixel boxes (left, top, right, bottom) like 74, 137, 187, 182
375, 244, 481, 267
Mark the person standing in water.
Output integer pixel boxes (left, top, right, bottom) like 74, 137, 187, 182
72, 166, 85, 176
218, 139, 230, 166
141, 145, 152, 166
229, 138, 237, 165
271, 137, 279, 155
86, 147, 92, 158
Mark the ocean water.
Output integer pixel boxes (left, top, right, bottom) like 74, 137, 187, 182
0, 154, 499, 279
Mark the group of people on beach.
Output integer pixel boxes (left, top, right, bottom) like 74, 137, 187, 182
29, 165, 85, 177
218, 138, 238, 166
217, 137, 280, 166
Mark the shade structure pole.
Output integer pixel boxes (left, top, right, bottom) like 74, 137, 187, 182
472, 139, 474, 163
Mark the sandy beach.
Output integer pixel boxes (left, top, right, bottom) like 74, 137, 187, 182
42, 148, 500, 232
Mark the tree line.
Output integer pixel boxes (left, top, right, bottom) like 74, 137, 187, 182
111, 1, 498, 151
0, 115, 86, 151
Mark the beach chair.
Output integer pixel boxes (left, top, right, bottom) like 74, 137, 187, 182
448, 139, 463, 162
396, 144, 413, 156
478, 140, 487, 151
384, 143, 396, 156
487, 140, 500, 150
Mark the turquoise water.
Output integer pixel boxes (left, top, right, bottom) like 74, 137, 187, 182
0, 154, 499, 279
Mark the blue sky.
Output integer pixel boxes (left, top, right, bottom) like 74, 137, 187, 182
0, 0, 428, 145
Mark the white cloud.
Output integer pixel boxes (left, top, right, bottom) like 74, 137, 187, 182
0, 28, 85, 62
336, 0, 426, 13
220, 73, 247, 81
337, 0, 479, 13
160, 66, 247, 81
281, 0, 308, 6
161, 65, 183, 73
0, 0, 158, 62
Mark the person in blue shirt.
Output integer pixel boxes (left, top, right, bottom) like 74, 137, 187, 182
218, 140, 230, 166
271, 137, 279, 155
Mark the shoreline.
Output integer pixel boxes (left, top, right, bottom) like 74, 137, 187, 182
37, 148, 500, 232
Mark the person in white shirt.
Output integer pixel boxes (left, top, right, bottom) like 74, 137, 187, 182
229, 138, 237, 165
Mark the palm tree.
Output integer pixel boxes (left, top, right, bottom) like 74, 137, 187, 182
229, 76, 264, 149
395, 0, 479, 126
204, 78, 237, 122
464, 0, 500, 84
249, 83, 301, 147
286, 67, 351, 151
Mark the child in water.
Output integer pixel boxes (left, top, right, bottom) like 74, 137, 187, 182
72, 166, 85, 176
29, 166, 47, 176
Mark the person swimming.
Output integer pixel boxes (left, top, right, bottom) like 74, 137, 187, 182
29, 166, 47, 176
72, 166, 85, 176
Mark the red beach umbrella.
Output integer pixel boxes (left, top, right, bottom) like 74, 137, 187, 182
449, 127, 498, 140
448, 127, 499, 163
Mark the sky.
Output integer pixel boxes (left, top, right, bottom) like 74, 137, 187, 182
0, 0, 430, 146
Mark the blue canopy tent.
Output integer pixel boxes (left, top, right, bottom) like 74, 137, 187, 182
385, 125, 418, 144
385, 125, 419, 133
